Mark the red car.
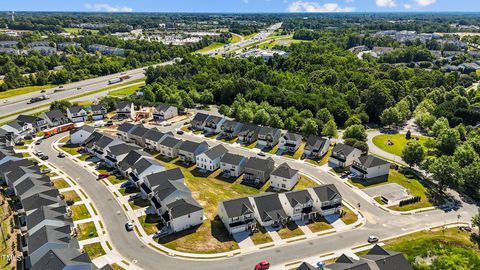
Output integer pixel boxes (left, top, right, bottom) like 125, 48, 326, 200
97, 173, 109, 179
255, 261, 270, 270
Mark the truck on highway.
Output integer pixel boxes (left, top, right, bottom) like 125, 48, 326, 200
29, 94, 48, 104
108, 75, 130, 85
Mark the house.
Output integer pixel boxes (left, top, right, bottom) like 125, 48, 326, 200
270, 163, 300, 191
280, 189, 315, 221
220, 153, 247, 178
116, 101, 135, 119
16, 115, 48, 132
243, 157, 275, 185
29, 248, 93, 270
104, 143, 141, 167
279, 132, 303, 153
1, 120, 31, 139
251, 193, 289, 227
309, 184, 342, 216
69, 125, 95, 145
304, 136, 330, 159
238, 124, 260, 144
141, 168, 185, 200
128, 125, 150, 146
116, 123, 136, 142
296, 262, 318, 270
350, 155, 391, 180
118, 150, 144, 176
329, 143, 362, 168
158, 136, 183, 159
153, 103, 178, 121
42, 110, 70, 127
91, 135, 122, 159
220, 120, 243, 139
195, 144, 228, 172
190, 113, 209, 131
143, 128, 170, 151
162, 197, 203, 233
218, 197, 256, 234
20, 205, 72, 235
178, 141, 209, 164
257, 126, 282, 148
90, 104, 108, 121
128, 157, 164, 186
203, 115, 225, 134
66, 106, 88, 123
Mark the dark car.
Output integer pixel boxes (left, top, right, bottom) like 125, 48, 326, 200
40, 90, 46, 93
97, 173, 109, 180
77, 87, 82, 90
57, 152, 66, 158
176, 130, 184, 135
120, 181, 134, 188
35, 140, 42, 145
257, 152, 266, 157
106, 120, 113, 126
40, 155, 49, 160
125, 222, 134, 231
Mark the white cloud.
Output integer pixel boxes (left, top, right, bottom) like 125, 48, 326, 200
404, 3, 412, 9
287, 1, 355, 12
415, 0, 436, 6
85, 3, 133, 12
376, 0, 397, 8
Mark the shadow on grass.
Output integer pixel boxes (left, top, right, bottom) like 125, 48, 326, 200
174, 160, 195, 169
155, 155, 177, 163
157, 225, 201, 245
240, 178, 269, 190
131, 197, 150, 208
349, 175, 389, 188
191, 167, 214, 177
214, 174, 238, 184
211, 216, 236, 243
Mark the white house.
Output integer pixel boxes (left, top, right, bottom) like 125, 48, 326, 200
279, 190, 315, 221
116, 101, 135, 119
203, 115, 225, 134
350, 155, 391, 180
218, 197, 255, 234
195, 144, 228, 172
16, 115, 48, 132
308, 184, 342, 216
69, 125, 95, 145
128, 157, 165, 187
141, 168, 186, 200
163, 197, 203, 233
270, 163, 300, 191
279, 132, 303, 153
1, 120, 31, 139
220, 153, 247, 178
329, 143, 362, 168
143, 129, 170, 151
90, 104, 108, 121
153, 103, 178, 122
220, 120, 243, 139
66, 106, 88, 123
304, 136, 330, 159
190, 113, 209, 131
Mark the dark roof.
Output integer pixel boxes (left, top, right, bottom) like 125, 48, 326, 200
154, 103, 174, 112
17, 114, 43, 124
0, 159, 35, 174
259, 126, 281, 137
361, 245, 413, 270
220, 153, 246, 165
179, 140, 208, 153
30, 248, 92, 270
117, 123, 136, 133
297, 262, 317, 270
356, 155, 390, 168
221, 119, 242, 129
167, 197, 202, 219
159, 136, 182, 148
108, 143, 140, 156
132, 158, 162, 175
90, 104, 107, 111
143, 128, 167, 142
26, 206, 70, 231
191, 113, 209, 125
271, 163, 298, 179
119, 150, 145, 171
283, 132, 302, 141
84, 131, 103, 148
44, 110, 68, 122
130, 125, 149, 137
305, 135, 329, 152
284, 190, 313, 207
15, 177, 52, 196
325, 254, 372, 270
202, 144, 228, 160
27, 225, 75, 255
311, 184, 341, 202
205, 115, 223, 125
116, 101, 133, 110
147, 168, 184, 187
252, 193, 288, 222
221, 197, 254, 218
239, 124, 260, 135
245, 157, 274, 171
94, 136, 116, 149
67, 106, 85, 114
72, 125, 95, 135
332, 143, 359, 156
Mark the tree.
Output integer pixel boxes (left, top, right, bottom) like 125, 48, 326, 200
219, 104, 231, 117
300, 118, 318, 136
429, 155, 462, 191
200, 90, 214, 105
253, 109, 270, 126
380, 107, 401, 128
50, 100, 72, 113
454, 144, 478, 168
436, 128, 461, 156
344, 115, 362, 127
343, 124, 367, 142
143, 87, 155, 102
471, 211, 480, 232
322, 119, 338, 138
463, 162, 480, 200
284, 117, 298, 131
401, 142, 425, 168
430, 117, 449, 137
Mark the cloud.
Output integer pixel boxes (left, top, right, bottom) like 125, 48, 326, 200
415, 0, 436, 6
85, 3, 133, 12
287, 1, 355, 12
404, 3, 412, 9
376, 0, 397, 8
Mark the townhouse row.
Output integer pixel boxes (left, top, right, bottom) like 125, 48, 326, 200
218, 184, 343, 234
73, 126, 203, 235
0, 133, 95, 269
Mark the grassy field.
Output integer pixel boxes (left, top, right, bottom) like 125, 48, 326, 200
82, 242, 106, 259
307, 218, 333, 233
195, 43, 225, 53
293, 175, 318, 190
64, 27, 99, 34
0, 85, 56, 99
244, 32, 258, 40
60, 144, 81, 156
381, 227, 480, 269
348, 169, 434, 211
71, 204, 91, 221
77, 221, 98, 240
250, 227, 273, 245
109, 82, 145, 97
139, 214, 162, 235
372, 133, 429, 157
229, 34, 242, 44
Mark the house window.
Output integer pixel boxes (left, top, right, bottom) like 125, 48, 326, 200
232, 217, 239, 222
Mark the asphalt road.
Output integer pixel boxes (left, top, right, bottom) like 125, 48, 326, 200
36, 131, 478, 270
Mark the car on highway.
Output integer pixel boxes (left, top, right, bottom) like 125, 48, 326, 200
40, 90, 46, 93
77, 87, 82, 90
58, 85, 64, 88
125, 222, 134, 231
97, 173, 110, 180
254, 261, 270, 270
368, 236, 379, 243
57, 152, 66, 158
176, 130, 184, 135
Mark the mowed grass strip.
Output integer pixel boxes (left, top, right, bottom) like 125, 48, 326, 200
0, 84, 56, 99
77, 221, 98, 240
82, 242, 106, 259
70, 204, 91, 221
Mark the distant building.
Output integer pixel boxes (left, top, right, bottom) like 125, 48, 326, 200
87, 44, 125, 56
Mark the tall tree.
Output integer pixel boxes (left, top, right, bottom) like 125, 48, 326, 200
343, 124, 367, 142
429, 155, 462, 191
402, 142, 425, 168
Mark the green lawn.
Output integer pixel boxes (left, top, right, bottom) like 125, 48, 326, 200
229, 34, 242, 44
139, 214, 161, 235
381, 228, 480, 269
71, 204, 91, 221
277, 221, 304, 239
340, 206, 358, 225
195, 43, 225, 53
62, 190, 81, 202
372, 133, 429, 157
77, 221, 98, 240
60, 145, 80, 156
52, 179, 70, 189
267, 144, 280, 154
108, 175, 126, 185
109, 82, 145, 97
82, 242, 106, 259
293, 175, 318, 191
244, 32, 258, 40
64, 27, 99, 34
250, 227, 273, 245
306, 147, 332, 167
307, 218, 334, 233
0, 85, 56, 99
282, 142, 305, 160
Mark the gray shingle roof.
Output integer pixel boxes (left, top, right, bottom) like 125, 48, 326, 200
27, 225, 75, 255
179, 140, 208, 153
116, 101, 133, 110
221, 197, 254, 218
259, 126, 281, 137
362, 245, 413, 270
17, 115, 43, 125
311, 184, 340, 202
238, 124, 261, 136
271, 163, 298, 179
220, 153, 246, 166
284, 190, 313, 208
130, 125, 149, 137
30, 248, 92, 270
154, 103, 174, 112
167, 197, 202, 219
159, 136, 182, 148
44, 110, 68, 122
202, 144, 228, 160
117, 123, 136, 133
324, 254, 371, 270
90, 104, 107, 112
252, 193, 288, 222
67, 106, 84, 114
191, 113, 209, 125
332, 143, 358, 156
356, 155, 390, 168
26, 206, 71, 231
118, 150, 145, 171
143, 128, 167, 142
245, 157, 274, 171
131, 157, 162, 175
108, 143, 141, 156
283, 132, 302, 141
305, 135, 328, 152
297, 262, 317, 270
205, 115, 223, 125
94, 136, 115, 149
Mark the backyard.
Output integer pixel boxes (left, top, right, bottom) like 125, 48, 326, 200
77, 221, 98, 240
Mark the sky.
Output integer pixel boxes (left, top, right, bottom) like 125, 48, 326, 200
1, 0, 479, 13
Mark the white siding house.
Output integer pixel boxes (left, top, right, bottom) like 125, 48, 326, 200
350, 155, 391, 180
195, 145, 228, 172
270, 163, 300, 191
329, 143, 362, 168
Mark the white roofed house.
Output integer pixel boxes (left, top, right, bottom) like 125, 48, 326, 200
350, 155, 391, 180
304, 135, 330, 159
90, 104, 108, 121
158, 136, 183, 159
328, 143, 362, 168
218, 197, 256, 234
220, 153, 247, 178
279, 189, 316, 222
178, 140, 209, 164
203, 115, 225, 135
308, 184, 342, 217
42, 110, 70, 127
279, 132, 303, 153
69, 125, 95, 145
270, 163, 300, 191
153, 103, 178, 122
250, 193, 289, 228
220, 120, 243, 139
116, 101, 135, 119
66, 106, 88, 123
257, 126, 282, 148
195, 144, 228, 172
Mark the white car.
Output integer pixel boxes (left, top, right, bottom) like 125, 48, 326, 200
368, 236, 379, 243
125, 222, 134, 232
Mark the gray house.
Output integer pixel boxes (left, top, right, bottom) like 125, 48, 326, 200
203, 115, 225, 134
257, 126, 282, 148
220, 120, 243, 139
304, 136, 330, 159
238, 124, 260, 144
178, 141, 209, 164
243, 157, 275, 185
190, 113, 209, 131
220, 153, 247, 178
158, 136, 183, 159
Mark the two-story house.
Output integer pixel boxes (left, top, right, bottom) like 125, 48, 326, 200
257, 126, 282, 148
203, 115, 225, 135
328, 143, 362, 168
116, 101, 135, 119
152, 103, 178, 122
90, 104, 108, 121
218, 197, 256, 234
250, 193, 289, 228
66, 106, 88, 123
1, 120, 31, 139
238, 124, 260, 144
350, 155, 390, 180
190, 113, 209, 131
16, 115, 48, 132
116, 123, 136, 142
304, 135, 330, 159
220, 153, 247, 178
195, 144, 228, 172
158, 136, 183, 159
279, 189, 315, 221
279, 132, 303, 153
128, 125, 150, 147
42, 110, 70, 127
69, 125, 95, 145
143, 128, 170, 151
141, 168, 185, 201
270, 163, 300, 191
178, 141, 209, 164
308, 184, 342, 217
128, 157, 165, 187
220, 120, 243, 139
243, 157, 275, 185
104, 143, 141, 168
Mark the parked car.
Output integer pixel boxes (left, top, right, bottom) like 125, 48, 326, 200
128, 194, 141, 201
254, 261, 270, 270
40, 155, 49, 160
97, 173, 109, 180
77, 87, 81, 90
176, 130, 184, 135
368, 236, 379, 243
66, 199, 75, 206
40, 90, 46, 93
57, 152, 65, 158
120, 181, 134, 188
164, 123, 172, 127
35, 151, 44, 156
35, 140, 42, 145
24, 135, 33, 140
106, 120, 113, 126
15, 141, 25, 146
58, 85, 64, 88
257, 152, 266, 157
40, 169, 51, 174
125, 222, 134, 232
